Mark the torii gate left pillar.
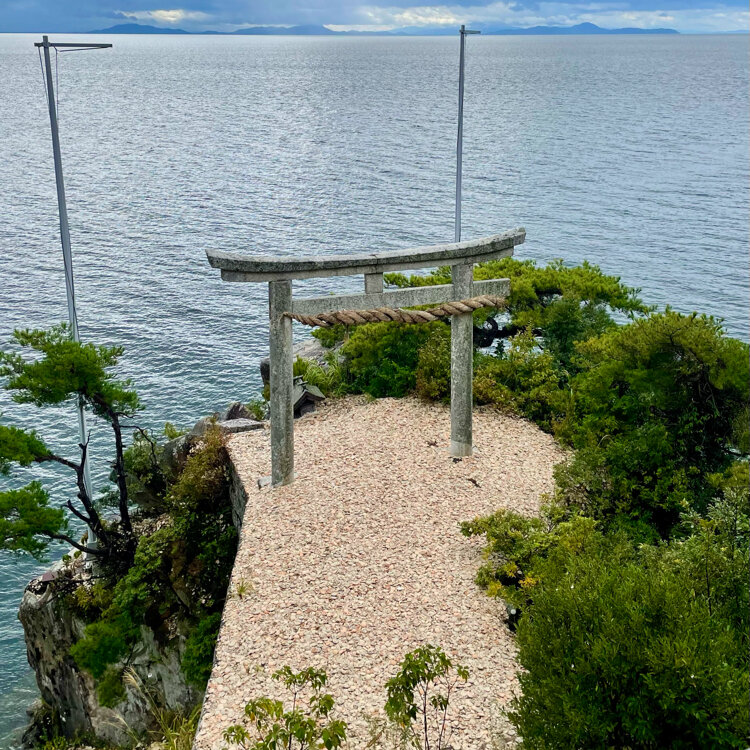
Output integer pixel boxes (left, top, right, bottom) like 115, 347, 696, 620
206, 228, 525, 486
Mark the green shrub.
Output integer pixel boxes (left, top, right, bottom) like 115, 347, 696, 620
508, 517, 750, 749
294, 354, 346, 397
340, 323, 438, 398
460, 509, 595, 609
311, 324, 348, 349
67, 581, 115, 622
387, 257, 648, 371
474, 330, 573, 436
558, 310, 750, 538
414, 325, 451, 401
70, 619, 133, 679
97, 667, 126, 708
167, 426, 229, 516
182, 611, 222, 688
163, 421, 187, 440
246, 398, 267, 421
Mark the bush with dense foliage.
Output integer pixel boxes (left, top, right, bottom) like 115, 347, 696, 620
557, 310, 749, 538
386, 257, 648, 369
507, 485, 749, 748
464, 465, 749, 747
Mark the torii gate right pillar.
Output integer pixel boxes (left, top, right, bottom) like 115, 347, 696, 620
450, 262, 474, 457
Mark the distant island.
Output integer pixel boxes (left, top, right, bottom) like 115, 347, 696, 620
87, 21, 680, 36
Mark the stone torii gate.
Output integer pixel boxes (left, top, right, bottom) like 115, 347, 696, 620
206, 228, 525, 486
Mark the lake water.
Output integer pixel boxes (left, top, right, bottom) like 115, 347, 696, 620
0, 32, 747, 744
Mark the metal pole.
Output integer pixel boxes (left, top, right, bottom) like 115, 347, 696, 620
455, 26, 466, 243
455, 25, 480, 243
39, 36, 95, 526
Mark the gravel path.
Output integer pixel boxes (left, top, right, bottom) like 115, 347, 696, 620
194, 397, 564, 749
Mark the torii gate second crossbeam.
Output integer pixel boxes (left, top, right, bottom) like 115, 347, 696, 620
206, 228, 525, 486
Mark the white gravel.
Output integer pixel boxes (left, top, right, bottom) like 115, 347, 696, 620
194, 397, 564, 749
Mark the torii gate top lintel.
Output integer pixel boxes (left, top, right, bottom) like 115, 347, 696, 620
205, 228, 525, 487
206, 228, 524, 281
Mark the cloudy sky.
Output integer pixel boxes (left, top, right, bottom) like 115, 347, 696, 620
1, 0, 747, 33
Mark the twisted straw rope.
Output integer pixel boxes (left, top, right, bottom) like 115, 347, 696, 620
286, 294, 506, 328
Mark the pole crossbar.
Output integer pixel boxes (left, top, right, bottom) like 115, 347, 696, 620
34, 42, 112, 48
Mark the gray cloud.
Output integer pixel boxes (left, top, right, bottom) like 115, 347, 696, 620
0, 0, 747, 32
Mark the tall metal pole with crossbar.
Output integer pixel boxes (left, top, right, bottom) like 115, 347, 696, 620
34, 36, 112, 537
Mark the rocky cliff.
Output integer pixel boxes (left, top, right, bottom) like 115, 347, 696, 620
19, 558, 200, 747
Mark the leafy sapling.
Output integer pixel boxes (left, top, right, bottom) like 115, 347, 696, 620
384, 645, 469, 750
222, 666, 347, 750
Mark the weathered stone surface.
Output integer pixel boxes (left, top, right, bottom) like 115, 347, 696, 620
451, 262, 474, 457
291, 277, 510, 317
206, 229, 525, 282
189, 416, 216, 438
228, 460, 248, 530
269, 280, 294, 486
218, 401, 255, 422
217, 418, 265, 435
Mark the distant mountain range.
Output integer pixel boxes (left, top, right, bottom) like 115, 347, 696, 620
87, 21, 680, 36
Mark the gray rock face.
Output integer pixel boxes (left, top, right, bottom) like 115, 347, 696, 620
19, 567, 200, 747
189, 416, 217, 438
159, 433, 191, 480
218, 401, 255, 422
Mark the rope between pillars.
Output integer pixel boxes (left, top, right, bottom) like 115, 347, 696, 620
285, 294, 507, 328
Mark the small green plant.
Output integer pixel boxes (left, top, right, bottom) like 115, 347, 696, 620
246, 398, 268, 421
233, 578, 253, 599
384, 645, 468, 750
163, 421, 187, 440
293, 354, 346, 397
222, 666, 347, 750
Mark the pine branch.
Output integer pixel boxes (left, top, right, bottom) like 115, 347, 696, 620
46, 532, 105, 556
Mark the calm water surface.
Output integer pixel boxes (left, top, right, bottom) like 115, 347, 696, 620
0, 33, 747, 743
